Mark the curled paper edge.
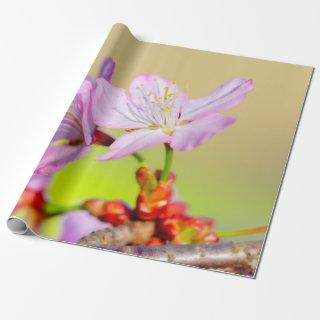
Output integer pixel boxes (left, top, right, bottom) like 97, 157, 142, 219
7, 216, 29, 235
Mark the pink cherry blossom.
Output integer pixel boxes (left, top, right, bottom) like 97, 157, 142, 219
93, 74, 253, 161
34, 58, 115, 176
35, 80, 95, 175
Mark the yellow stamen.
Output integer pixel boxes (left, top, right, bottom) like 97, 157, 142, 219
52, 139, 69, 146
162, 128, 174, 135
163, 86, 169, 101
154, 97, 162, 105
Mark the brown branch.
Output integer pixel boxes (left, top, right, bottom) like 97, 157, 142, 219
79, 223, 262, 277
79, 221, 155, 246
114, 242, 261, 274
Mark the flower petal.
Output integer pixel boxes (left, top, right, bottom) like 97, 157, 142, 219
52, 97, 84, 143
93, 78, 147, 129
27, 173, 51, 191
36, 144, 90, 175
170, 114, 236, 150
98, 57, 115, 82
78, 80, 95, 145
52, 80, 96, 145
129, 74, 179, 105
180, 78, 253, 121
60, 210, 111, 243
129, 74, 187, 124
97, 129, 171, 161
52, 118, 83, 142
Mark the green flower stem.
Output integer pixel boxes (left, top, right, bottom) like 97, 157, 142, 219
216, 226, 267, 237
132, 152, 146, 166
44, 203, 82, 215
160, 144, 174, 181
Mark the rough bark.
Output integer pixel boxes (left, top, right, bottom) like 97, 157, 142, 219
109, 241, 262, 277
79, 221, 155, 246
79, 223, 262, 277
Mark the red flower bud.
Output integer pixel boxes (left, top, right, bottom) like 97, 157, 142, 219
157, 215, 218, 244
83, 199, 105, 218
189, 217, 215, 240
101, 200, 131, 225
19, 188, 45, 210
158, 202, 188, 219
182, 216, 219, 244
151, 182, 173, 203
136, 166, 157, 191
156, 215, 183, 241
136, 194, 160, 221
136, 182, 173, 221
145, 237, 165, 246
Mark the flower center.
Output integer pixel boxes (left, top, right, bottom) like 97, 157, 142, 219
136, 83, 181, 132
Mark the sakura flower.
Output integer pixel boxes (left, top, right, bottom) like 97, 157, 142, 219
35, 58, 115, 175
93, 74, 253, 161
35, 80, 96, 175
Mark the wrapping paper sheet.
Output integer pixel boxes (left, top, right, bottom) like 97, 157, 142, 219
7, 23, 313, 277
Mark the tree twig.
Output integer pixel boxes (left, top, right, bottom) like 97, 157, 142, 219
79, 221, 155, 246
79, 223, 262, 276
